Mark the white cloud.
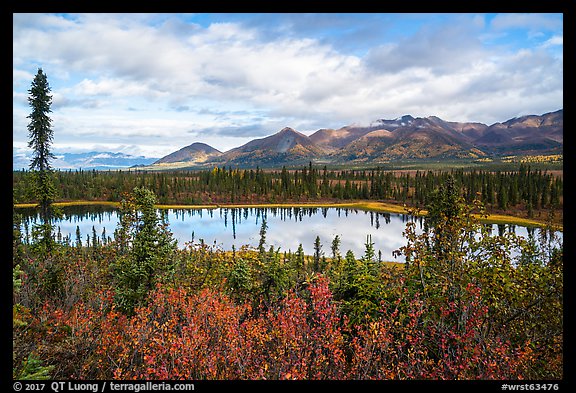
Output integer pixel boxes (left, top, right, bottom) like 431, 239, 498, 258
12, 69, 35, 88
541, 34, 563, 48
73, 78, 151, 97
490, 13, 562, 31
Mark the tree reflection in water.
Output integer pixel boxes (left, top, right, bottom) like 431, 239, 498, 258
17, 205, 560, 263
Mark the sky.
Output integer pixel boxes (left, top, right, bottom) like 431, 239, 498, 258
13, 13, 563, 160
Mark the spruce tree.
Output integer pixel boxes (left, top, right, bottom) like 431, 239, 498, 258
331, 235, 341, 263
27, 68, 58, 253
111, 187, 177, 315
313, 235, 323, 272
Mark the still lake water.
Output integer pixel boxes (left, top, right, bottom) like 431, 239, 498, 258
17, 205, 562, 262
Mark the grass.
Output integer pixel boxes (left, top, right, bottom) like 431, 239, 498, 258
15, 200, 120, 208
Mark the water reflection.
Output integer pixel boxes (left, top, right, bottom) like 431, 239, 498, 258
16, 206, 561, 263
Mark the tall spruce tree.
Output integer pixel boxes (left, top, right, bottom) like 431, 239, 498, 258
27, 68, 58, 253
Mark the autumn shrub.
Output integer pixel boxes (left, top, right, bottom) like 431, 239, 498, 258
87, 277, 341, 379
348, 282, 534, 380
239, 275, 346, 379
14, 266, 556, 380
89, 284, 245, 379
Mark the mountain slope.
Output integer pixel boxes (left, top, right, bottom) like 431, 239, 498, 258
474, 109, 563, 154
309, 125, 385, 151
337, 117, 486, 162
218, 127, 326, 166
154, 142, 222, 165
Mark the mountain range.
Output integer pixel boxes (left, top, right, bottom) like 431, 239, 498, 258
12, 150, 158, 171
14, 110, 561, 171
152, 109, 563, 169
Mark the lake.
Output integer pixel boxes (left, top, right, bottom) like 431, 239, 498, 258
16, 205, 562, 262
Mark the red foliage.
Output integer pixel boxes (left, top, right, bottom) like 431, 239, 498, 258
29, 277, 535, 379
239, 275, 346, 379
348, 283, 534, 379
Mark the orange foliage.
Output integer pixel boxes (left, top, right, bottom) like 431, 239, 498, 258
52, 277, 535, 380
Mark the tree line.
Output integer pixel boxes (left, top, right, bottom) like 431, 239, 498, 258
13, 162, 562, 220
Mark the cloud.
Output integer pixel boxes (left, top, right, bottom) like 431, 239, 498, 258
13, 14, 354, 111
13, 69, 35, 88
364, 19, 485, 75
72, 78, 153, 97
231, 13, 396, 55
490, 13, 562, 32
541, 35, 563, 48
198, 124, 276, 138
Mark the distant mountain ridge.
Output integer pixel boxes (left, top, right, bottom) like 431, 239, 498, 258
474, 110, 563, 153
144, 109, 565, 168
13, 150, 158, 171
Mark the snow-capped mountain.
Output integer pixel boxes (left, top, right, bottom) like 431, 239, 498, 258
13, 149, 159, 171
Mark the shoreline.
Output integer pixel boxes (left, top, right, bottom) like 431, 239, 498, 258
14, 199, 562, 231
